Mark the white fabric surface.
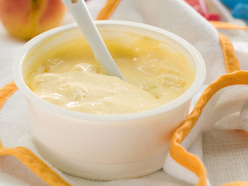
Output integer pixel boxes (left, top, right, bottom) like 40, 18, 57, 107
0, 0, 248, 185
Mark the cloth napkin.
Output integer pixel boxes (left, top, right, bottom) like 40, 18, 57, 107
1, 0, 248, 185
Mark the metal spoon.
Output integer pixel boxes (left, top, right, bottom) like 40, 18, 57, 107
62, 0, 126, 80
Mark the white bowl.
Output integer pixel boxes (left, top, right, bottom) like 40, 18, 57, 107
13, 20, 206, 180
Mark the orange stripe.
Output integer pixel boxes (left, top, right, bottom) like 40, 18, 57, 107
210, 21, 248, 30
0, 81, 18, 109
211, 21, 247, 73
170, 71, 248, 186
0, 146, 70, 186
222, 181, 248, 186
0, 81, 17, 147
96, 0, 121, 20
219, 33, 240, 73
0, 82, 70, 186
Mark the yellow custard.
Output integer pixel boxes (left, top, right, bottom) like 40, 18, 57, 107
26, 32, 195, 115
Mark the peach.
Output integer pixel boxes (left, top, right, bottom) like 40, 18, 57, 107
0, 0, 66, 40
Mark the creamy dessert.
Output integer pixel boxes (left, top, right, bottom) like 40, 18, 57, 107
25, 31, 195, 115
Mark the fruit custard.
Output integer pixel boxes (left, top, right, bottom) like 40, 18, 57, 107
25, 31, 195, 115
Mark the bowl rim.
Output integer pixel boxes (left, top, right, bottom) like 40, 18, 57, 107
13, 20, 206, 122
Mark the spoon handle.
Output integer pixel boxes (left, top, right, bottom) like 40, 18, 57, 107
61, 0, 126, 80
